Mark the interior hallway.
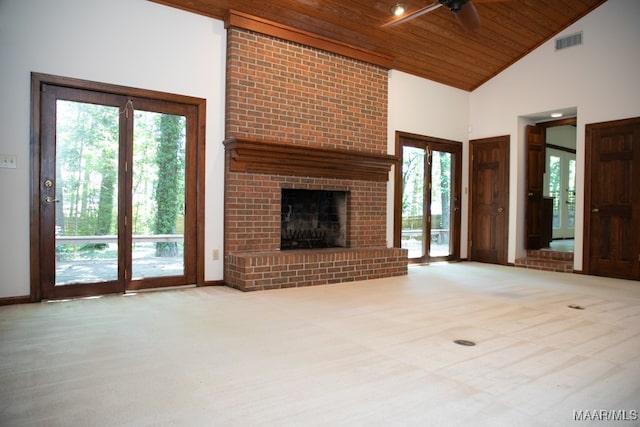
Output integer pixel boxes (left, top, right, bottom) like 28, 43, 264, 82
1, 263, 639, 426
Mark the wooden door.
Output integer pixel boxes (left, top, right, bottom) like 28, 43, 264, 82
469, 136, 510, 264
394, 132, 462, 263
30, 73, 204, 301
525, 125, 546, 249
584, 117, 640, 280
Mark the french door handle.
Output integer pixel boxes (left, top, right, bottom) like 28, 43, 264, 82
592, 208, 599, 213
497, 207, 504, 213
44, 196, 59, 204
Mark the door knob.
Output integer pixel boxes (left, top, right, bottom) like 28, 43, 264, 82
44, 196, 59, 204
592, 208, 599, 213
497, 207, 504, 213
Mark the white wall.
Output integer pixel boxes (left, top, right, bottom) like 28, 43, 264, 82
469, 0, 640, 269
387, 70, 470, 254
0, 0, 227, 298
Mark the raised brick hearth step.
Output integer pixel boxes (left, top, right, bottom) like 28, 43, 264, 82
514, 249, 574, 273
226, 247, 408, 291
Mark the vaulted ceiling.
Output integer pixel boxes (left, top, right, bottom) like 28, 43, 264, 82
150, 0, 607, 91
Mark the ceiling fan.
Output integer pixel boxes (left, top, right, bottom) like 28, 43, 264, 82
383, 0, 500, 31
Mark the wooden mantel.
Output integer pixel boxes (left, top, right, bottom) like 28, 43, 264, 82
224, 138, 399, 181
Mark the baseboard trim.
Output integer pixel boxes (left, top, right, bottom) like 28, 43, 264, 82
202, 279, 225, 287
0, 295, 33, 306
0, 282, 226, 305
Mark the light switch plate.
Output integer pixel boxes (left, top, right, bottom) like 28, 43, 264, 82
0, 155, 17, 169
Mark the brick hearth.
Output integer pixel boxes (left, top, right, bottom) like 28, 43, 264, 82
226, 248, 408, 291
223, 16, 407, 291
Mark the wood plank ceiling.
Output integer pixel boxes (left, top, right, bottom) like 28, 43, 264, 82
149, 0, 607, 91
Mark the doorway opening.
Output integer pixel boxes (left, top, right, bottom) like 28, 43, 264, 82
524, 110, 577, 253
516, 110, 577, 273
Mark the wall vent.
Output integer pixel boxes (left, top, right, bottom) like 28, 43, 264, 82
555, 32, 583, 51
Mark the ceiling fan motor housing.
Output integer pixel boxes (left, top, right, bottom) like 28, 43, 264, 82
440, 0, 469, 13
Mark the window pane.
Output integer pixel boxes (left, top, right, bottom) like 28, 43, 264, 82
131, 110, 186, 279
55, 100, 119, 285
567, 158, 576, 229
548, 155, 561, 229
401, 146, 425, 258
431, 151, 452, 257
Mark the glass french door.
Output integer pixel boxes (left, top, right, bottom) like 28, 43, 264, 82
397, 136, 461, 263
546, 148, 576, 240
36, 81, 197, 299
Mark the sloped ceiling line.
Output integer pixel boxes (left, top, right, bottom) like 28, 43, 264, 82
149, 0, 607, 91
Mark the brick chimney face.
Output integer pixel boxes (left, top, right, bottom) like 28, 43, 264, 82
226, 28, 388, 153
223, 28, 406, 290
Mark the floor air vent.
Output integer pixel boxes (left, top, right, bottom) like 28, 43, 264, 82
555, 32, 583, 51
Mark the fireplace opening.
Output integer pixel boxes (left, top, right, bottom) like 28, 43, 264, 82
281, 189, 348, 250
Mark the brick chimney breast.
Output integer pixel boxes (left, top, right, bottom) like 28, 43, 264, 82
224, 26, 407, 291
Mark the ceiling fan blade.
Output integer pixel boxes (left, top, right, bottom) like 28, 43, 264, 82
455, 0, 480, 31
382, 2, 442, 27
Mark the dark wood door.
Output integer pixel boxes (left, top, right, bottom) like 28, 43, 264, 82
394, 132, 462, 263
469, 136, 510, 264
584, 117, 640, 280
31, 74, 203, 301
525, 124, 546, 249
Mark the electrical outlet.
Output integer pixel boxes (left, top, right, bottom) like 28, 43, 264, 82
0, 155, 17, 169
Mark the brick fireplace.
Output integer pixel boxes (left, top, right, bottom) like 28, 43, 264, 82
223, 12, 408, 291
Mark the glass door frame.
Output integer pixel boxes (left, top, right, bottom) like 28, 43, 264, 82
30, 73, 206, 301
394, 132, 462, 263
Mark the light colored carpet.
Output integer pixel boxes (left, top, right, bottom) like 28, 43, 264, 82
1, 262, 639, 426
